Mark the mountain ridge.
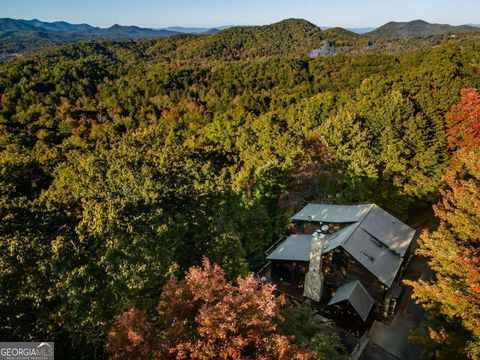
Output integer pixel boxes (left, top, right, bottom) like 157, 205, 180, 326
0, 18, 180, 38
2, 17, 480, 56
369, 19, 480, 38
4, 17, 480, 37
161, 26, 235, 34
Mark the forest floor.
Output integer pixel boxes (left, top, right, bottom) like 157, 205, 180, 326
363, 206, 438, 360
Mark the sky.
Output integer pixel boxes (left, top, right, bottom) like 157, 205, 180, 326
1, 0, 479, 29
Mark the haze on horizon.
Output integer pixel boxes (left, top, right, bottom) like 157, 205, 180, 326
1, 0, 479, 29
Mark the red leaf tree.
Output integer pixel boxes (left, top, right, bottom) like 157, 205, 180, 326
447, 88, 480, 152
107, 308, 157, 359
108, 258, 311, 359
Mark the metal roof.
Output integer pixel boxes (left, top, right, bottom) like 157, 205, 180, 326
292, 203, 374, 223
360, 206, 415, 257
343, 228, 402, 287
266, 224, 358, 262
328, 281, 374, 321
266, 234, 311, 262
323, 224, 358, 253
339, 205, 415, 286
268, 203, 416, 288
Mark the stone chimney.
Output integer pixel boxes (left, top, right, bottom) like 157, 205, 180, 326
303, 230, 325, 302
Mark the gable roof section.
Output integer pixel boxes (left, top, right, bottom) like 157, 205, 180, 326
328, 281, 374, 321
291, 203, 374, 223
340, 205, 415, 287
343, 228, 403, 287
268, 203, 416, 288
323, 223, 358, 252
266, 224, 358, 262
360, 205, 415, 257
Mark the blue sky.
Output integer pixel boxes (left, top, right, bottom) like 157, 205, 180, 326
1, 0, 479, 28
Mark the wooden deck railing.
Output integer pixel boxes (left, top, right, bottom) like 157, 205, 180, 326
264, 235, 288, 256
351, 332, 370, 360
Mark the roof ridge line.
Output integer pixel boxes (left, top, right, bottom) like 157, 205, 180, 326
341, 203, 375, 246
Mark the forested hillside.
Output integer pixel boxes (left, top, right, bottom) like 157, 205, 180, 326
3, 18, 480, 56
370, 19, 480, 38
0, 17, 178, 54
1, 19, 480, 358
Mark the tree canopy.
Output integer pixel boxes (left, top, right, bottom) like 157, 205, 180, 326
107, 258, 312, 359
0, 30, 479, 358
406, 90, 480, 359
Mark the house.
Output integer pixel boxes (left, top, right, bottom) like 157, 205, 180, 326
260, 203, 415, 334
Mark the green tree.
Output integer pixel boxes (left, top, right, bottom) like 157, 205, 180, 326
405, 149, 480, 359
278, 301, 348, 360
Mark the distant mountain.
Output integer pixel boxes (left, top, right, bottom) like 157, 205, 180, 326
163, 18, 480, 63
161, 26, 235, 34
2, 17, 480, 58
349, 27, 376, 34
369, 19, 480, 38
162, 26, 212, 34
322, 26, 376, 34
323, 27, 359, 38
159, 18, 326, 61
0, 18, 99, 33
0, 18, 179, 39
0, 18, 180, 53
327, 27, 362, 41
203, 28, 220, 34
21, 19, 96, 32
100, 24, 176, 38
0, 18, 39, 31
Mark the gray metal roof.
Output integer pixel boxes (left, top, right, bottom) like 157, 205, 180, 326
268, 203, 416, 288
292, 203, 374, 223
343, 228, 402, 287
328, 281, 374, 321
323, 224, 358, 253
266, 224, 358, 262
339, 205, 415, 287
360, 206, 415, 257
266, 234, 312, 262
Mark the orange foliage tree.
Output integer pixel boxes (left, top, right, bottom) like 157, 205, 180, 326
108, 258, 311, 359
406, 149, 480, 358
447, 88, 480, 152
107, 309, 157, 359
